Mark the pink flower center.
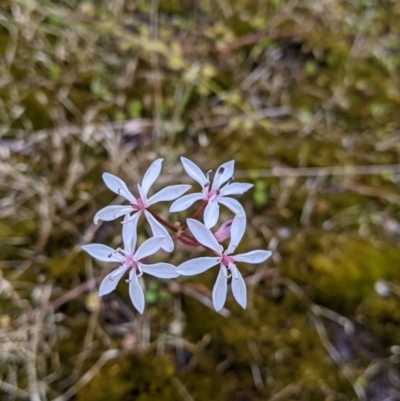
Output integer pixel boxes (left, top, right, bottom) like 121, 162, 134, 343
132, 198, 146, 210
204, 188, 218, 200
222, 254, 234, 267
124, 256, 138, 270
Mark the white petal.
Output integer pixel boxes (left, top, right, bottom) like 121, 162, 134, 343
204, 201, 220, 229
137, 183, 146, 201
144, 211, 174, 252
135, 236, 164, 261
220, 182, 253, 196
233, 250, 272, 264
230, 264, 247, 309
102, 173, 135, 202
94, 205, 132, 224
218, 196, 245, 217
98, 266, 126, 296
212, 160, 235, 189
176, 257, 220, 276
129, 271, 145, 314
81, 244, 124, 263
169, 193, 204, 212
122, 212, 140, 254
140, 262, 179, 278
226, 215, 246, 254
141, 158, 163, 196
186, 218, 221, 253
212, 266, 228, 311
181, 157, 207, 186
148, 185, 191, 206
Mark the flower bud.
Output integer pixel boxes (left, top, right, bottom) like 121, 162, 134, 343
214, 219, 233, 242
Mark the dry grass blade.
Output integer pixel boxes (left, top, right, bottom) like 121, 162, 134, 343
51, 349, 120, 401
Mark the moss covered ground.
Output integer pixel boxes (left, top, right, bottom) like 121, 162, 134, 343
1, 0, 400, 399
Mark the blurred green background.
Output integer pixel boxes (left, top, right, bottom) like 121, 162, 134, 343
1, 0, 400, 400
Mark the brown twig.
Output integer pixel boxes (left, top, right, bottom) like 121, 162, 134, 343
234, 164, 400, 179
10, 276, 102, 328
341, 179, 400, 206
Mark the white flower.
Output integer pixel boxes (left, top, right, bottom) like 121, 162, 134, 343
176, 216, 271, 311
82, 214, 179, 313
170, 157, 253, 228
94, 158, 191, 252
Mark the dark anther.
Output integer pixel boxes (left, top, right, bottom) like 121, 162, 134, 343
216, 189, 221, 196
218, 167, 225, 174
108, 253, 112, 258
204, 182, 210, 188
227, 177, 234, 185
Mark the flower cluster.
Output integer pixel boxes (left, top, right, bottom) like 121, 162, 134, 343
82, 157, 272, 313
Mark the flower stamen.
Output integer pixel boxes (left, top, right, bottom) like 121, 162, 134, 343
232, 268, 239, 280
114, 247, 129, 256
122, 213, 138, 223
223, 269, 231, 279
